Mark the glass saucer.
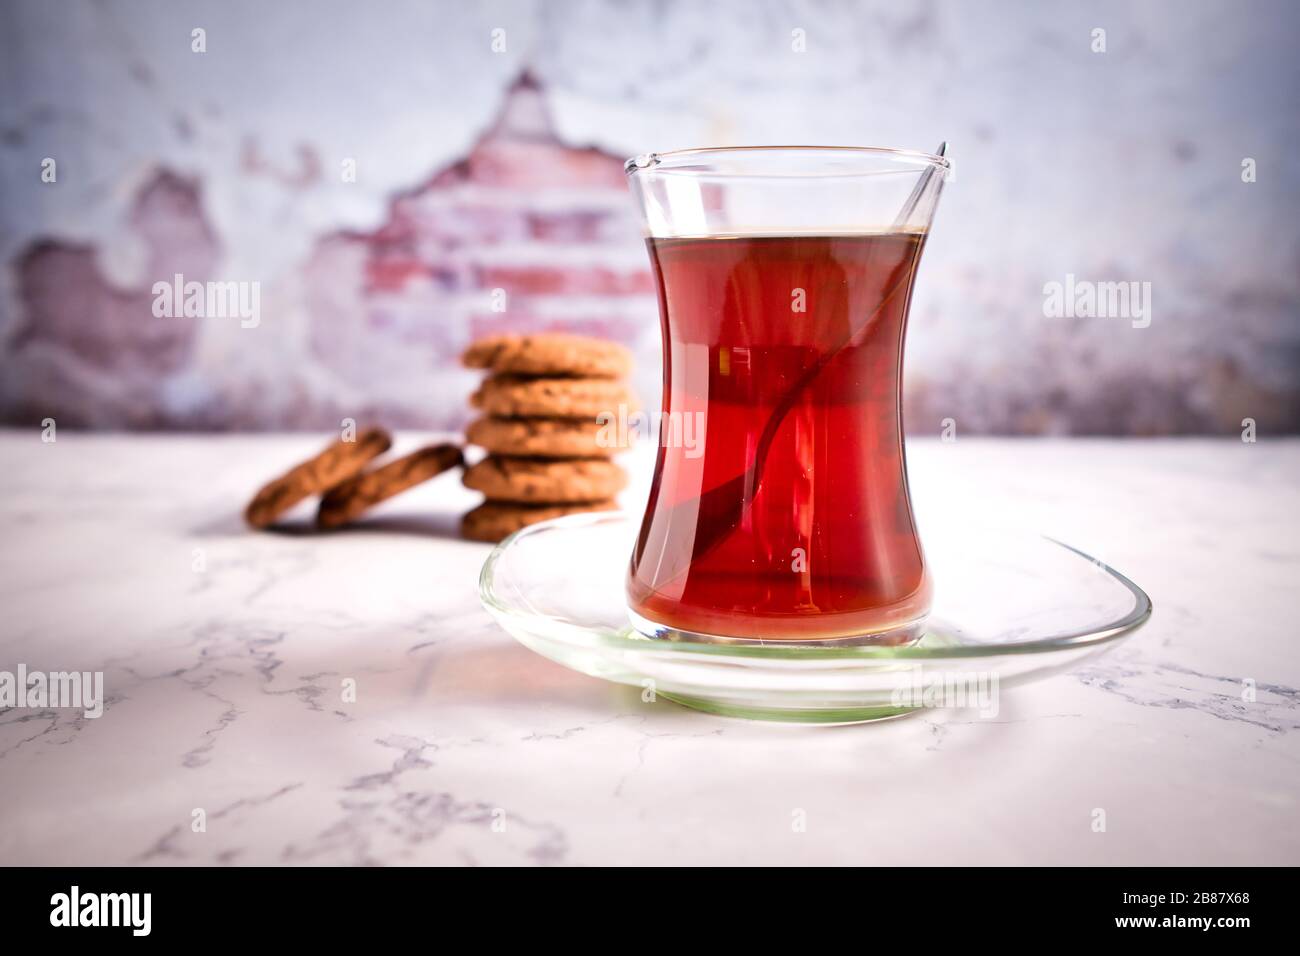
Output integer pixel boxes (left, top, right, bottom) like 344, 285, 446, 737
478, 512, 1152, 724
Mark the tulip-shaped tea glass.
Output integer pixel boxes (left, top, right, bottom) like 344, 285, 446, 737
625, 146, 949, 644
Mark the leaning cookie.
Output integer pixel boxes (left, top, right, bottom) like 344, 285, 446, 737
466, 415, 631, 458
462, 456, 628, 503
245, 428, 392, 529
461, 500, 620, 543
462, 333, 632, 379
316, 444, 464, 529
470, 375, 637, 419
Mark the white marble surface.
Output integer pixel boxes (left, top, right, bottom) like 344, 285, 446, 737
0, 431, 1296, 866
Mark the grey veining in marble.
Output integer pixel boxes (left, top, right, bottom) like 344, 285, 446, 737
0, 433, 1296, 865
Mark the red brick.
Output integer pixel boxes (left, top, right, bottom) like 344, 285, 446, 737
476, 265, 653, 296
468, 313, 638, 347
527, 210, 612, 241
364, 258, 431, 293
467, 140, 627, 190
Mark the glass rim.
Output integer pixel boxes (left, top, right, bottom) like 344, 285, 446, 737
624, 144, 951, 178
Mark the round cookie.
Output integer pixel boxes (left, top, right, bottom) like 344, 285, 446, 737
317, 444, 464, 529
462, 333, 632, 379
462, 456, 627, 503
461, 500, 620, 543
245, 427, 392, 529
466, 415, 632, 458
470, 375, 637, 419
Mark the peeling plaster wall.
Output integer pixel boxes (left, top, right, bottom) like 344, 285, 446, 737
1, 0, 1297, 433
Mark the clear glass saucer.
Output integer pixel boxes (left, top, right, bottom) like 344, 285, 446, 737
478, 512, 1152, 724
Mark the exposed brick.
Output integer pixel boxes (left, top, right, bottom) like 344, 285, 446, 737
468, 313, 639, 344
527, 210, 615, 242
13, 172, 217, 378
466, 140, 627, 190
475, 265, 653, 296
364, 258, 433, 293
2, 75, 653, 430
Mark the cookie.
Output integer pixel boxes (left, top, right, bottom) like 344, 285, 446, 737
470, 375, 637, 419
316, 444, 464, 529
466, 415, 631, 458
462, 333, 632, 379
462, 456, 627, 503
461, 500, 620, 543
245, 428, 392, 529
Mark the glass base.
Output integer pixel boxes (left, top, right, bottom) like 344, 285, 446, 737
478, 513, 1152, 726
658, 692, 918, 724
628, 608, 926, 648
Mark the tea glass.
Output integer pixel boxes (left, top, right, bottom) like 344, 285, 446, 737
623, 146, 949, 644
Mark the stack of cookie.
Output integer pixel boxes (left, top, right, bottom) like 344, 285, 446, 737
460, 333, 637, 542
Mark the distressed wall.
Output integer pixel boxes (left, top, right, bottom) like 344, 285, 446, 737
1, 0, 1297, 434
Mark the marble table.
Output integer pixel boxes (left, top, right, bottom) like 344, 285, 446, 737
0, 432, 1296, 866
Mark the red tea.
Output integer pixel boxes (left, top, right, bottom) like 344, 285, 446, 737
627, 232, 932, 642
